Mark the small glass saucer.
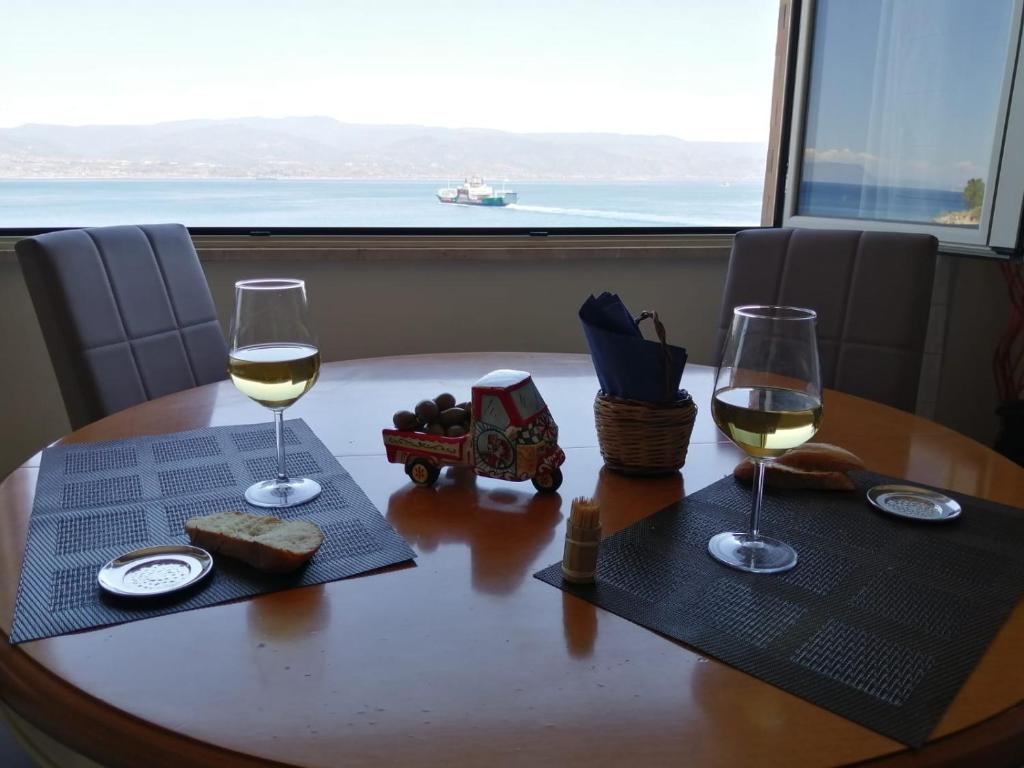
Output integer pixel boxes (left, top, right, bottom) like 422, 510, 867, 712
98, 545, 214, 598
866, 484, 962, 523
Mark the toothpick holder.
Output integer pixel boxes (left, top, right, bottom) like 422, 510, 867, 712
562, 518, 601, 584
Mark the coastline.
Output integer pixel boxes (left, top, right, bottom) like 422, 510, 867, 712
934, 208, 981, 226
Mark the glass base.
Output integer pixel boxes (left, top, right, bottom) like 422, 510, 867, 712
707, 532, 798, 574
245, 477, 322, 508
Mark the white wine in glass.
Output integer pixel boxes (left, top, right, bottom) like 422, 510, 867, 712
709, 305, 822, 573
229, 344, 321, 409
229, 279, 322, 508
712, 387, 821, 459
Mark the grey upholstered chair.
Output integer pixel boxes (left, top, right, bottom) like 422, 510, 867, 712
715, 228, 939, 412
17, 223, 228, 429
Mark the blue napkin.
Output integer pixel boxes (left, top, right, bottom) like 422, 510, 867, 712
579, 293, 688, 403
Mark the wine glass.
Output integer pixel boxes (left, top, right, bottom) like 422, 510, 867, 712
228, 279, 322, 508
709, 305, 822, 573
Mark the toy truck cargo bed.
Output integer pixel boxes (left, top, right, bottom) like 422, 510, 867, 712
382, 429, 472, 467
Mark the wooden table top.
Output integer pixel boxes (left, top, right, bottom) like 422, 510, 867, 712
1, 352, 1022, 768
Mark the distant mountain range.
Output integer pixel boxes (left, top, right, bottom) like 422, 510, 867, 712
0, 116, 767, 182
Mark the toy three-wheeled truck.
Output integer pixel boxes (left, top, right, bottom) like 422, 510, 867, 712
382, 370, 565, 492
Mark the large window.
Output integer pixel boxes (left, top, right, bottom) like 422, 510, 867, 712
784, 0, 1024, 255
0, 1, 779, 231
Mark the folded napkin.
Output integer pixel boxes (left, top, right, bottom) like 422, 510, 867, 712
733, 443, 866, 490
579, 293, 687, 403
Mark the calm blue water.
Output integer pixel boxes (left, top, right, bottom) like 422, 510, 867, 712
799, 181, 968, 224
0, 179, 763, 228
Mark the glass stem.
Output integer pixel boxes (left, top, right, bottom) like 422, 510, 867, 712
749, 459, 767, 537
274, 409, 289, 484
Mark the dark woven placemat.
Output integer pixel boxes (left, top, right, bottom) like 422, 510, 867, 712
11, 419, 415, 644
535, 472, 1024, 747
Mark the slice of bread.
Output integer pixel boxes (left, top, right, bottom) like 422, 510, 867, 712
776, 443, 866, 474
734, 460, 856, 490
733, 443, 866, 491
185, 511, 324, 573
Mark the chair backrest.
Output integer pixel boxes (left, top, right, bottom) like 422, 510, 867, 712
16, 223, 228, 429
715, 228, 938, 412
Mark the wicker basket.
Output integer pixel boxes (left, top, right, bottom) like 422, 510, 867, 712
594, 391, 697, 475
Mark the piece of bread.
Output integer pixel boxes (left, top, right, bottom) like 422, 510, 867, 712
775, 443, 866, 474
734, 460, 856, 490
185, 511, 324, 573
733, 442, 866, 491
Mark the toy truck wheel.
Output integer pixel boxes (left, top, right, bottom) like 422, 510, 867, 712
531, 467, 563, 493
406, 458, 440, 487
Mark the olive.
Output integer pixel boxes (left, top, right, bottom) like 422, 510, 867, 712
427, 423, 445, 435
393, 410, 420, 431
446, 425, 466, 437
434, 393, 456, 411
456, 401, 471, 413
439, 407, 468, 427
415, 399, 440, 423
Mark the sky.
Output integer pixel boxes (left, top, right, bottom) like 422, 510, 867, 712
802, 0, 1014, 190
0, 0, 778, 142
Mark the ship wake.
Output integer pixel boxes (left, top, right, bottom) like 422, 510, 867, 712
505, 204, 689, 225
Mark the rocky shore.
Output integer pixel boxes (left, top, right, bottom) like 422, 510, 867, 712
934, 208, 981, 225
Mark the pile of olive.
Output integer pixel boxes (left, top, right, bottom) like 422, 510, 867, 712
392, 393, 472, 437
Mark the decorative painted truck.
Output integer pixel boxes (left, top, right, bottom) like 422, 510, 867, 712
382, 370, 565, 492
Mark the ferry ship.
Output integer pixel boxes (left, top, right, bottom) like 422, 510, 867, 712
436, 177, 518, 206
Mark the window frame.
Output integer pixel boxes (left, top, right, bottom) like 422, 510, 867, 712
781, 0, 1024, 258
0, 2, 798, 244
1, 225, 745, 238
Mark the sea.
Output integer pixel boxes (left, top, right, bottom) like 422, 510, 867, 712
0, 179, 763, 229
0, 179, 968, 229
797, 181, 968, 224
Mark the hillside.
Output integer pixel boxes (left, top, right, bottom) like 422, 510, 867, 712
0, 117, 767, 182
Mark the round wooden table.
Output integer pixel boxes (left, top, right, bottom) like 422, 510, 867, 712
1, 353, 1022, 768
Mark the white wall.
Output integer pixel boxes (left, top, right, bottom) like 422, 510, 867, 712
0, 248, 732, 475
934, 255, 1010, 445
0, 242, 1010, 477
0, 261, 70, 472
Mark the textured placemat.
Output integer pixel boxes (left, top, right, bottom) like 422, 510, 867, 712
11, 419, 415, 644
535, 472, 1024, 747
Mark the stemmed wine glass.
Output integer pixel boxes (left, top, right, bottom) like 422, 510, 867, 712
228, 279, 322, 508
709, 305, 822, 573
